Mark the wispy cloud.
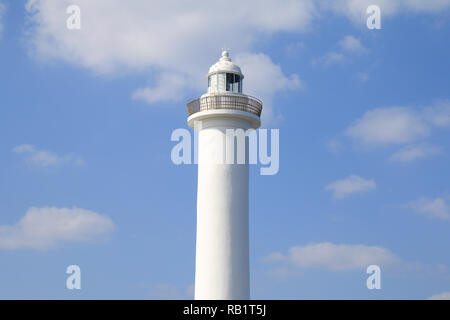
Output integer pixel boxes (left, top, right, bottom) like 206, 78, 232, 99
312, 51, 344, 66
424, 100, 450, 127
356, 72, 369, 83
408, 197, 450, 221
13, 144, 84, 167
150, 283, 194, 299
390, 144, 443, 162
0, 207, 114, 250
313, 35, 368, 66
326, 138, 345, 153
264, 242, 401, 271
338, 35, 368, 54
325, 175, 376, 199
132, 72, 188, 104
428, 291, 450, 300
285, 41, 305, 58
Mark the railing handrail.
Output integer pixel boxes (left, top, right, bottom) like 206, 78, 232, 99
187, 93, 263, 105
187, 93, 262, 117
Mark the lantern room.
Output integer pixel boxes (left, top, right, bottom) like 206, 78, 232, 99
207, 50, 244, 94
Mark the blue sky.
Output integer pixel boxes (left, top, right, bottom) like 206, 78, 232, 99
0, 0, 450, 299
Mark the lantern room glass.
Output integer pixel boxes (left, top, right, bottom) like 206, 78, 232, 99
208, 73, 242, 93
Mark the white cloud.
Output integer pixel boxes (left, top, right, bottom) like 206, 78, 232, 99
13, 144, 34, 153
332, 101, 449, 161
405, 0, 450, 13
267, 266, 302, 279
428, 291, 450, 300
24, 0, 307, 121
185, 284, 195, 298
390, 144, 443, 162
24, 0, 450, 75
345, 102, 450, 149
23, 0, 450, 126
265, 242, 401, 271
325, 175, 376, 199
285, 41, 305, 57
345, 107, 429, 145
312, 51, 345, 66
318, 0, 450, 24
150, 284, 183, 299
13, 144, 84, 167
313, 35, 367, 66
408, 197, 450, 221
339, 35, 368, 54
23, 0, 450, 118
424, 100, 450, 127
0, 207, 114, 250
132, 72, 189, 104
318, 0, 397, 24
24, 0, 315, 75
326, 138, 345, 153
131, 53, 302, 121
235, 53, 301, 123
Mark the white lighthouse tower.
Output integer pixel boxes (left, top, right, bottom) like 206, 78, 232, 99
187, 50, 262, 300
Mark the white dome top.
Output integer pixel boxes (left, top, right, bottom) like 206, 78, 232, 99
207, 50, 243, 78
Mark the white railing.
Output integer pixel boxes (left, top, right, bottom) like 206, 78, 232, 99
187, 93, 262, 117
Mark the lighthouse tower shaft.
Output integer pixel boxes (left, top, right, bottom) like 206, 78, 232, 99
187, 51, 262, 300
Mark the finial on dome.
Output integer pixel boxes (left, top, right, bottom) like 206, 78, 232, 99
220, 49, 231, 62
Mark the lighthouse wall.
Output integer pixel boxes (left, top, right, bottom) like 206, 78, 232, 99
194, 116, 251, 300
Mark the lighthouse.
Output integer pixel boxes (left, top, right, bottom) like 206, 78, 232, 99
187, 51, 262, 300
